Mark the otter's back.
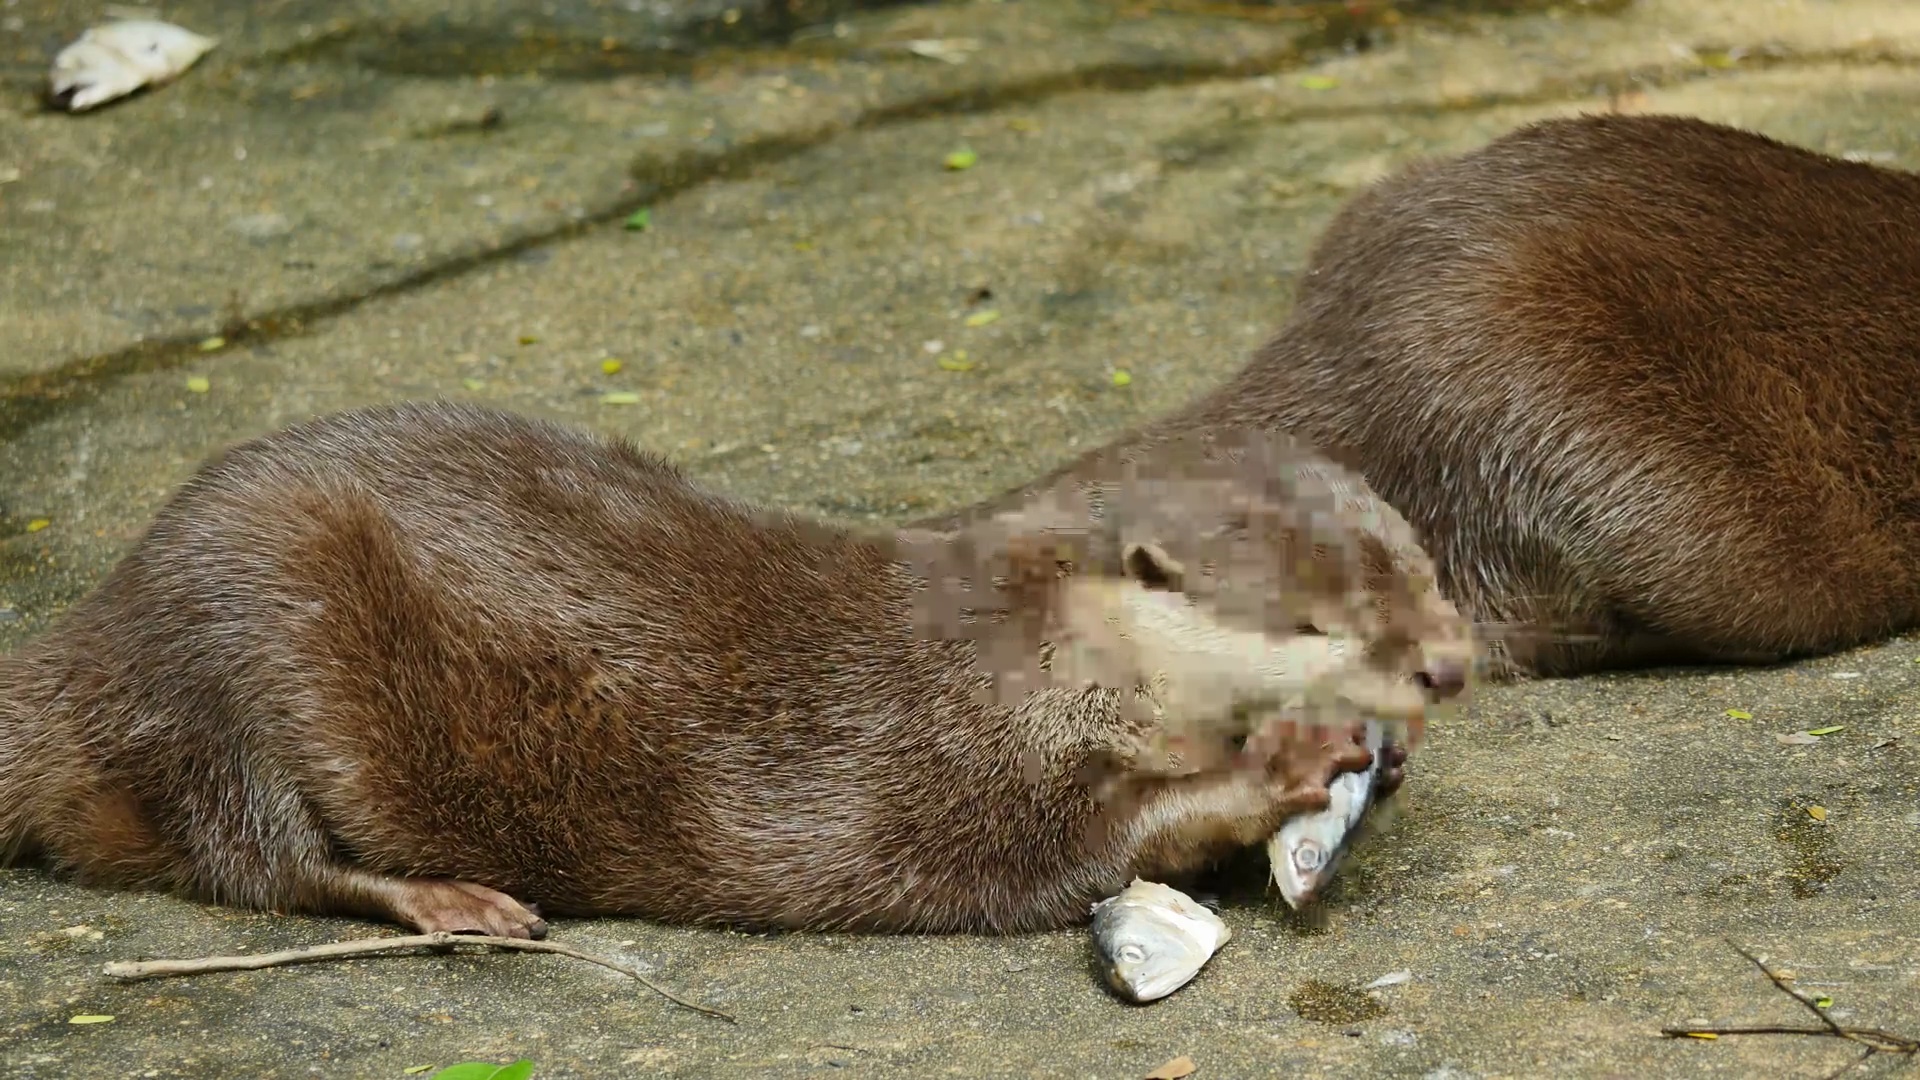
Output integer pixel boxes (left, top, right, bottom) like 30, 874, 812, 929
1213, 114, 1920, 667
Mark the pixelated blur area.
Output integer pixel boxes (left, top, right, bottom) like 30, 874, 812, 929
883, 428, 1375, 700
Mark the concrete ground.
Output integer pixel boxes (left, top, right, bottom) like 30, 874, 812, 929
2, 0, 1918, 1076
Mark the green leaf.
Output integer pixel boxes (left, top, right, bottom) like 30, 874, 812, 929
600, 391, 642, 405
1110, 369, 1132, 387
1814, 995, 1834, 1008
428, 1063, 535, 1080
185, 375, 211, 394
1298, 74, 1339, 91
67, 1015, 114, 1025
944, 148, 978, 171
624, 208, 651, 231
404, 1067, 435, 1076
1723, 709, 1752, 720
962, 309, 1000, 327
1806, 726, 1845, 736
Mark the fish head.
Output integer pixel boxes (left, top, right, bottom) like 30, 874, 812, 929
1091, 882, 1229, 1003
1269, 807, 1354, 910
1275, 835, 1335, 908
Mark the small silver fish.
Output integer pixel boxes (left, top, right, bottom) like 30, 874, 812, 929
1090, 878, 1231, 1003
50, 20, 217, 112
1268, 719, 1383, 909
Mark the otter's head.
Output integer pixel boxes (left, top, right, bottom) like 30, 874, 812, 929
887, 429, 1478, 766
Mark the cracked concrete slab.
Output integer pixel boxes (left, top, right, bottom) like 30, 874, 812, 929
2, 1, 1918, 1077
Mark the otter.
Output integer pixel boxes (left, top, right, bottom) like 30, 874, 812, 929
0, 402, 1471, 938
931, 113, 1920, 676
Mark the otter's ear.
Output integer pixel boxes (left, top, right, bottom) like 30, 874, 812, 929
883, 489, 1113, 703
1121, 542, 1184, 592
1107, 429, 1370, 640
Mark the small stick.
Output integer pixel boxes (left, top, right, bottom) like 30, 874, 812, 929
1660, 939, 1918, 1076
102, 931, 738, 1023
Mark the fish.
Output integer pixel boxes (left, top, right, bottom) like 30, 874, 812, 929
49, 20, 217, 112
1090, 878, 1232, 1003
1268, 718, 1384, 909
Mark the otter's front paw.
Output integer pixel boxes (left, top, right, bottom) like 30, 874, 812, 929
1374, 739, 1410, 797
1254, 719, 1377, 809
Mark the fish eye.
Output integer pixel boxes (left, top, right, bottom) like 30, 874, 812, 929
1293, 842, 1326, 873
1120, 944, 1147, 964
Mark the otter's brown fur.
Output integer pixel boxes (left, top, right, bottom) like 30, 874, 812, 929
938, 114, 1920, 676
0, 402, 1459, 937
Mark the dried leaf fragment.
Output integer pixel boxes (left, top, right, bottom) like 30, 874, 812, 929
1807, 805, 1828, 822
1145, 1056, 1197, 1080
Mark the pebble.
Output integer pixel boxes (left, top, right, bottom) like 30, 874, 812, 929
229, 213, 292, 240
1379, 1029, 1418, 1047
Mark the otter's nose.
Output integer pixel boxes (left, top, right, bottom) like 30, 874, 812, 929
1414, 659, 1470, 700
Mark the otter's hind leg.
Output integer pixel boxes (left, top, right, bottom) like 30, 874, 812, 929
314, 869, 549, 939
139, 745, 548, 938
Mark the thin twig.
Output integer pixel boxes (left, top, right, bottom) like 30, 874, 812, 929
1659, 938, 1919, 1075
101, 931, 737, 1023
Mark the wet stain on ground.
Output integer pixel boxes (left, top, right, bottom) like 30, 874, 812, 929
1773, 795, 1845, 899
268, 1, 917, 80
1288, 978, 1388, 1023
